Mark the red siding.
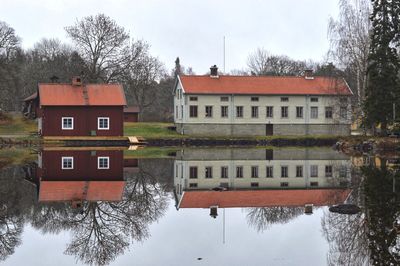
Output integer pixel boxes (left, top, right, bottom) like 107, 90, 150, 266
40, 106, 123, 136
40, 150, 124, 181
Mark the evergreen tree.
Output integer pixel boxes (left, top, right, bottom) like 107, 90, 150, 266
364, 0, 400, 134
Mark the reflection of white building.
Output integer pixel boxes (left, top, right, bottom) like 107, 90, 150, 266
174, 148, 352, 209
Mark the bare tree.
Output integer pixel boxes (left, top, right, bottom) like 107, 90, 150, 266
122, 41, 165, 115
65, 14, 131, 83
327, 0, 371, 111
247, 48, 310, 76
0, 21, 19, 58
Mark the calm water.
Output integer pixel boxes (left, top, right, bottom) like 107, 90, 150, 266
0, 147, 399, 266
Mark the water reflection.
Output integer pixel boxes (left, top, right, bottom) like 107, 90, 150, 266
1, 148, 170, 265
174, 148, 352, 232
322, 155, 400, 266
0, 147, 399, 265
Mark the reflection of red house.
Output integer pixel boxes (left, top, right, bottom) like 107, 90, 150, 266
124, 106, 140, 122
123, 158, 139, 173
25, 77, 127, 136
35, 149, 125, 203
177, 189, 351, 209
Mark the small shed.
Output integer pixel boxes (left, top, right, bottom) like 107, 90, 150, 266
124, 106, 140, 122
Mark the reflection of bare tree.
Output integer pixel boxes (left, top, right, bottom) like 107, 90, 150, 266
30, 166, 168, 266
0, 211, 23, 261
245, 207, 304, 232
322, 211, 369, 266
0, 164, 35, 261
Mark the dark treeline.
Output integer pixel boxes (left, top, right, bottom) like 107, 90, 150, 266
0, 14, 180, 121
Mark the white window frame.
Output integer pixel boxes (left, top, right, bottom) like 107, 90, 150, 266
61, 157, 74, 169
98, 117, 110, 130
98, 156, 110, 169
62, 117, 74, 130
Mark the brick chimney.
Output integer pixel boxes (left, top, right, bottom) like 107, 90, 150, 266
210, 65, 219, 78
72, 76, 82, 86
304, 69, 314, 80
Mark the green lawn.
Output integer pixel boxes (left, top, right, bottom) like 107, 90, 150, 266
124, 122, 182, 139
0, 114, 37, 135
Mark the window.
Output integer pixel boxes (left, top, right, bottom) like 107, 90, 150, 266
251, 182, 259, 187
281, 106, 288, 118
310, 182, 319, 187
296, 166, 303, 177
236, 166, 243, 178
98, 157, 109, 169
310, 165, 318, 177
205, 106, 213, 118
281, 166, 288, 178
266, 166, 273, 178
251, 166, 258, 178
62, 117, 74, 130
310, 97, 319, 102
340, 107, 347, 119
281, 97, 289, 102
98, 117, 110, 130
189, 106, 198, 118
62, 157, 73, 169
220, 96, 229, 102
181, 105, 183, 119
280, 182, 289, 187
190, 96, 198, 101
296, 107, 303, 118
221, 106, 229, 118
221, 166, 228, 178
339, 166, 347, 178
205, 167, 213, 178
325, 165, 333, 177
251, 97, 259, 102
175, 106, 178, 119
311, 107, 318, 119
325, 107, 333, 119
251, 106, 259, 118
266, 106, 273, 118
189, 183, 198, 188
236, 106, 243, 118
189, 166, 198, 179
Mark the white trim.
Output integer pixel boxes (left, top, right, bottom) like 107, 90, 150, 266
98, 156, 110, 169
61, 117, 74, 130
61, 157, 74, 169
98, 117, 110, 130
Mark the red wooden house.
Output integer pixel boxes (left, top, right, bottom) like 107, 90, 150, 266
25, 77, 127, 136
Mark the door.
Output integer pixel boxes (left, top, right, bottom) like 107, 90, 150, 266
266, 124, 273, 136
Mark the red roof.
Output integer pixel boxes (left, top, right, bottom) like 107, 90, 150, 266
178, 189, 351, 208
39, 181, 125, 202
179, 75, 352, 95
39, 83, 127, 106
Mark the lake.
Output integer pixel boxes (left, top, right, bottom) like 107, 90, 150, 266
0, 147, 399, 266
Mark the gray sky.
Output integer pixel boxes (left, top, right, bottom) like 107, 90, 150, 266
1, 0, 340, 74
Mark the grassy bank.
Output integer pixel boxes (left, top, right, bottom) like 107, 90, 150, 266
0, 114, 36, 136
0, 148, 36, 168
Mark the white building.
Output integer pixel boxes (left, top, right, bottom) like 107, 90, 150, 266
173, 66, 353, 136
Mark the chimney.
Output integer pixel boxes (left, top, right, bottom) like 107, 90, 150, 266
304, 69, 314, 80
209, 206, 218, 218
210, 65, 219, 78
72, 76, 82, 86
